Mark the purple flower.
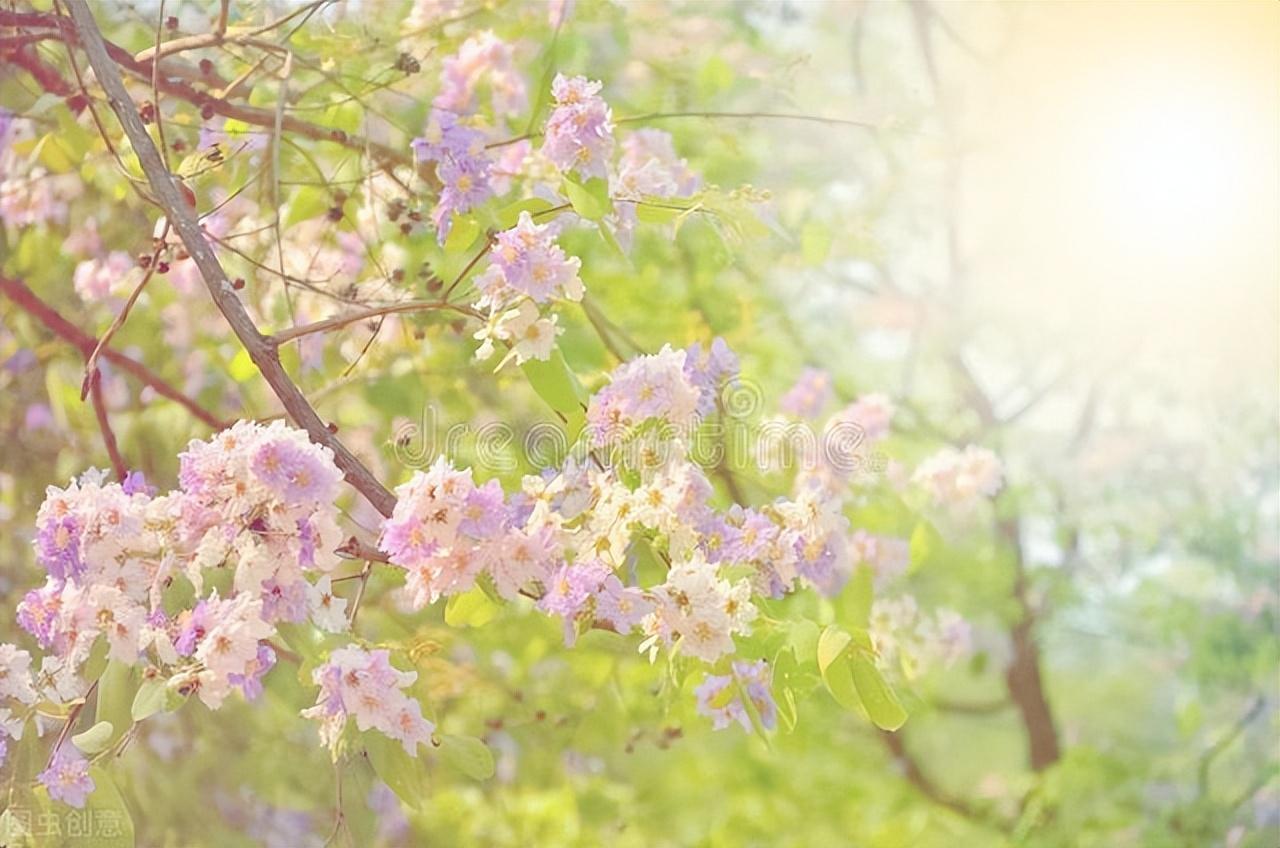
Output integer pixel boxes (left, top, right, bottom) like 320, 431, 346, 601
261, 578, 309, 624
683, 337, 739, 417
17, 580, 62, 648
36, 515, 83, 582
541, 75, 614, 179
779, 367, 833, 419
490, 212, 583, 303
460, 479, 506, 539
252, 439, 336, 504
174, 600, 211, 656
694, 660, 776, 733
795, 535, 847, 597
379, 517, 439, 568
413, 109, 494, 243
593, 576, 653, 634
229, 643, 277, 701
121, 470, 155, 496
24, 403, 54, 431
39, 748, 95, 808
539, 560, 608, 618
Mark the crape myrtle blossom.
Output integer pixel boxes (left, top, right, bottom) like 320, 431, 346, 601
469, 212, 582, 366
912, 444, 1005, 509
641, 552, 757, 663
586, 345, 703, 447
301, 647, 434, 756
72, 250, 135, 302
541, 74, 614, 179
412, 109, 494, 244
7, 328, 993, 764
695, 659, 778, 733
779, 367, 833, 419
869, 595, 973, 679
610, 129, 701, 250
0, 644, 38, 768
38, 746, 95, 808
434, 31, 527, 119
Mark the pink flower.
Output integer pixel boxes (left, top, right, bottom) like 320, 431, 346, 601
541, 75, 614, 179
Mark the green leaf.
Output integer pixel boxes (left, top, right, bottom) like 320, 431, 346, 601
33, 132, 76, 174
71, 721, 115, 755
493, 197, 557, 230
443, 214, 482, 254
323, 100, 363, 135
520, 347, 588, 440
816, 625, 851, 675
697, 55, 735, 98
228, 348, 258, 382
821, 653, 862, 712
95, 661, 138, 749
563, 176, 611, 221
85, 766, 136, 847
844, 565, 874, 629
364, 731, 425, 809
438, 734, 495, 780
634, 201, 681, 225
285, 185, 330, 227
786, 619, 820, 665
130, 678, 168, 723
848, 654, 908, 731
444, 588, 498, 627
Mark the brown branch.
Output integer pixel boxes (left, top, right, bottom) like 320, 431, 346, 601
0, 275, 227, 430
65, 0, 398, 518
269, 299, 471, 346
3, 43, 76, 99
81, 224, 169, 399
1, 9, 438, 190
998, 515, 1061, 771
879, 730, 998, 825
88, 373, 128, 480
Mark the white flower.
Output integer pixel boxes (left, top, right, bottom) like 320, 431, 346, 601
307, 576, 349, 633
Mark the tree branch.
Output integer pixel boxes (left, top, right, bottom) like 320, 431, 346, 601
64, 0, 397, 518
88, 373, 128, 480
1, 9, 438, 190
0, 275, 227, 430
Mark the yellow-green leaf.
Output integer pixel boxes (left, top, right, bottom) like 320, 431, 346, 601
848, 653, 908, 731
438, 734, 495, 780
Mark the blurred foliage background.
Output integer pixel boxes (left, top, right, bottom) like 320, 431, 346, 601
0, 1, 1277, 846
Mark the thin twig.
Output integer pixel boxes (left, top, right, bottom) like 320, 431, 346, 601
81, 222, 170, 399
65, 0, 397, 517
0, 275, 227, 429
89, 375, 129, 479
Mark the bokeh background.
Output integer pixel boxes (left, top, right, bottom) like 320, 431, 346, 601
1, 1, 1277, 846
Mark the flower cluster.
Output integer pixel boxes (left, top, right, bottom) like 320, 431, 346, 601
586, 345, 704, 446
642, 552, 756, 662
18, 422, 351, 720
695, 659, 778, 733
301, 647, 434, 755
380, 456, 560, 603
779, 367, 833, 419
912, 444, 1004, 509
541, 74, 615, 179
869, 596, 973, 679
435, 31, 527, 119
412, 110, 494, 243
0, 644, 37, 769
